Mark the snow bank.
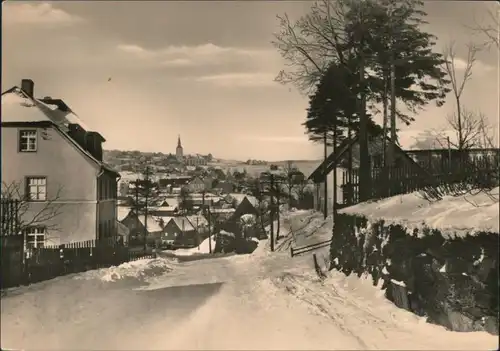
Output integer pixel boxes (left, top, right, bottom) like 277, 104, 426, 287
340, 187, 499, 236
171, 236, 217, 256
271, 270, 499, 350
74, 258, 172, 283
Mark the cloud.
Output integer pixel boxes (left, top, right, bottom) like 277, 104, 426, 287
162, 58, 195, 67
117, 44, 148, 55
3, 3, 84, 26
193, 73, 277, 87
238, 135, 309, 144
452, 57, 495, 74
116, 42, 275, 67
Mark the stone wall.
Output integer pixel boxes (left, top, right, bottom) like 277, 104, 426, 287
329, 213, 499, 334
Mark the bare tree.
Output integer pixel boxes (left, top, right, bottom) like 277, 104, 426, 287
440, 41, 497, 150
281, 161, 306, 208
469, 8, 499, 49
1, 181, 64, 236
441, 41, 482, 150
446, 109, 496, 149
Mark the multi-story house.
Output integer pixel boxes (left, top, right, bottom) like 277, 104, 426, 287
1, 79, 120, 248
187, 176, 205, 193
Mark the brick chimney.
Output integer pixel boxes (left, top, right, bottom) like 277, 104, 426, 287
21, 79, 34, 98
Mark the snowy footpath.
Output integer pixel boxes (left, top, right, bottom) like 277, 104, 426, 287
1, 210, 498, 350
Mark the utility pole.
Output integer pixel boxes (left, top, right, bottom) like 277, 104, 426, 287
275, 180, 281, 242
196, 217, 200, 250
207, 206, 212, 254
143, 166, 151, 252
332, 131, 337, 219
323, 130, 328, 219
269, 173, 275, 252
287, 160, 293, 208
133, 179, 139, 246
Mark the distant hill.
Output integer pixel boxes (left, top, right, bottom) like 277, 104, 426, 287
210, 159, 321, 178
103, 149, 321, 178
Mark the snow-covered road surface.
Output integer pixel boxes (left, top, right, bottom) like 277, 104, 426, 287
1, 210, 498, 350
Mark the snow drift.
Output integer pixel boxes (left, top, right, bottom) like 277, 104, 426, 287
74, 257, 173, 283
170, 236, 217, 257
340, 187, 499, 237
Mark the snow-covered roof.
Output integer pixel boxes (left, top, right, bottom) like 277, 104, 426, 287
117, 207, 133, 222
1, 88, 90, 132
163, 198, 179, 208
228, 193, 259, 207
154, 215, 174, 224
210, 208, 236, 214
170, 217, 195, 232
219, 230, 235, 238
1, 85, 119, 177
138, 215, 163, 233
186, 215, 209, 228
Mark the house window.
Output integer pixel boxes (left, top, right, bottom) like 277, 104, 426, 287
19, 130, 37, 152
26, 177, 47, 201
26, 226, 46, 249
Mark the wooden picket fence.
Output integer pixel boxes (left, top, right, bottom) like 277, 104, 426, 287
341, 156, 499, 205
1, 238, 156, 289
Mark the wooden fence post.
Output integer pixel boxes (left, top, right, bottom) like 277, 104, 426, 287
59, 244, 65, 277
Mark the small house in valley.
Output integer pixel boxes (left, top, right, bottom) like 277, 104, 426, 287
162, 217, 198, 247
187, 176, 205, 193
120, 209, 163, 247
149, 199, 179, 217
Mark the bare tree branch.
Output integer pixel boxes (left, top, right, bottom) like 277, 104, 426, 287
1, 181, 64, 234
441, 41, 486, 150
467, 8, 500, 49
446, 109, 495, 149
271, 0, 353, 94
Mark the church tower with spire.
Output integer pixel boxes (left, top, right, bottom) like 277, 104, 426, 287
176, 135, 184, 162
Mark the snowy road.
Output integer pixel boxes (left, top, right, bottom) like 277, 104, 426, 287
1, 211, 497, 350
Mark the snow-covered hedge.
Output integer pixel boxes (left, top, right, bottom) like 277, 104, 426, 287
329, 213, 499, 335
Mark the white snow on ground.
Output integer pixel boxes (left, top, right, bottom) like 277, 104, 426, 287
74, 257, 173, 282
171, 235, 217, 256
340, 187, 500, 237
1, 210, 498, 350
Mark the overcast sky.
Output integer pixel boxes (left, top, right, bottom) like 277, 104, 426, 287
2, 1, 498, 161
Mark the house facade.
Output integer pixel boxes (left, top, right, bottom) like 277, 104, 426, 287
187, 176, 205, 193
308, 133, 428, 209
163, 217, 197, 247
1, 79, 120, 247
120, 210, 163, 246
